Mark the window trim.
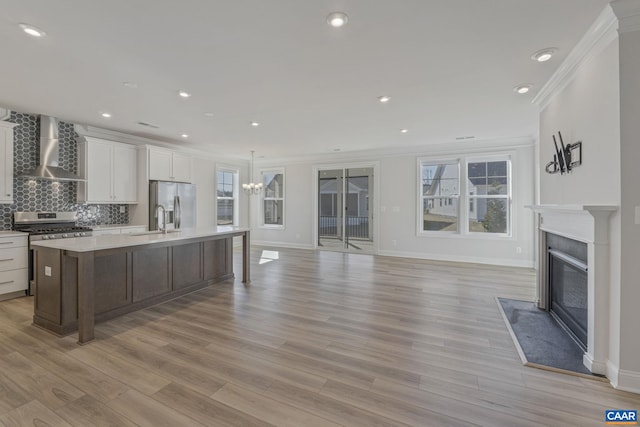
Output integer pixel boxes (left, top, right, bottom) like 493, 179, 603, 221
416, 153, 514, 239
216, 166, 239, 226
260, 167, 285, 229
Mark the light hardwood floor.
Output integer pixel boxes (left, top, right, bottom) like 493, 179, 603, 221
0, 247, 638, 426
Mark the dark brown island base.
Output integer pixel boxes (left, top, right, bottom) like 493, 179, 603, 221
30, 227, 250, 344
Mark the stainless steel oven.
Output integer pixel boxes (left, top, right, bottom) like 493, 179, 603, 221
12, 212, 92, 295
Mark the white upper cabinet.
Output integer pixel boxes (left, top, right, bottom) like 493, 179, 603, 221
78, 137, 138, 203
0, 121, 17, 204
148, 147, 192, 182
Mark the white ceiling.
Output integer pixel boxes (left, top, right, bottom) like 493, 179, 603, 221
0, 0, 610, 160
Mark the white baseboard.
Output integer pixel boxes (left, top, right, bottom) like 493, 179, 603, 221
583, 353, 608, 375
608, 361, 640, 394
251, 240, 315, 250
377, 249, 534, 269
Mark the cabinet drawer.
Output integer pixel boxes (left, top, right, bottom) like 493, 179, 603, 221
0, 268, 28, 294
0, 236, 27, 249
0, 247, 28, 272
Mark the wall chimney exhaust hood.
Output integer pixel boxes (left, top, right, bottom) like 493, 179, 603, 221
19, 115, 86, 181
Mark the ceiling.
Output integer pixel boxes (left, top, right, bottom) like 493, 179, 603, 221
0, 0, 610, 160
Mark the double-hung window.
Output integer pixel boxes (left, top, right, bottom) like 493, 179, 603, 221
418, 154, 511, 236
216, 168, 238, 225
261, 169, 285, 227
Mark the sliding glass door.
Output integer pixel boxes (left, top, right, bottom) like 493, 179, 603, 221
318, 167, 374, 253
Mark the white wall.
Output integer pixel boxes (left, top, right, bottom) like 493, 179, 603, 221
251, 141, 535, 268
538, 9, 640, 392
617, 27, 640, 389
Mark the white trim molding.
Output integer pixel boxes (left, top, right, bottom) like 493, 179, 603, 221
532, 6, 619, 110
611, 0, 640, 33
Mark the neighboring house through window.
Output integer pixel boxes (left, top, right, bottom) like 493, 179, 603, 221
216, 168, 238, 225
262, 169, 285, 227
418, 154, 511, 236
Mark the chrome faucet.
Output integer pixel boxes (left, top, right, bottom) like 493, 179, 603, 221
156, 204, 167, 233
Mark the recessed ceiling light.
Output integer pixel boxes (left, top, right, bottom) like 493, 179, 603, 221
327, 12, 348, 28
513, 84, 531, 94
101, 112, 112, 118
378, 95, 391, 103
178, 90, 191, 98
531, 48, 557, 62
400, 129, 408, 133
204, 112, 214, 118
19, 23, 46, 37
123, 81, 138, 89
250, 121, 260, 127
181, 133, 189, 138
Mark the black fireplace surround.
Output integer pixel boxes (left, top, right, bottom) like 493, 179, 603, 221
547, 234, 588, 350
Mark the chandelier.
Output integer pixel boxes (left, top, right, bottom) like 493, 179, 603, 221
242, 150, 263, 195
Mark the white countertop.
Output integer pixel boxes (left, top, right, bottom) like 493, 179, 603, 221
0, 230, 28, 238
92, 224, 147, 230
30, 226, 249, 252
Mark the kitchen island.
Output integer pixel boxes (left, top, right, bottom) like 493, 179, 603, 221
30, 226, 249, 344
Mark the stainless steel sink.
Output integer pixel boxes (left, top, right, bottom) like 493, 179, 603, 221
129, 229, 182, 236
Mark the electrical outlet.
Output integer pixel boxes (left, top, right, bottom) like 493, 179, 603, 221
120, 205, 126, 214
89, 206, 97, 214
45, 266, 52, 277
516, 246, 522, 254
392, 239, 397, 246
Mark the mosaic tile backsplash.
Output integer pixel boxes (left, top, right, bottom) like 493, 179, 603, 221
1, 111, 129, 230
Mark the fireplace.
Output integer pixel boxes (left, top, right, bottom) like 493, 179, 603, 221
547, 233, 588, 349
528, 204, 616, 376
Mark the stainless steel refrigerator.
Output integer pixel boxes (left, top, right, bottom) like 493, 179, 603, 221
149, 181, 197, 231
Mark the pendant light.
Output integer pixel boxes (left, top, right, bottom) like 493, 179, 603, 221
242, 150, 263, 195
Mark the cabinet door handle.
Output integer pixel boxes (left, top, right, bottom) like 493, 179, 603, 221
0, 242, 13, 245
0, 280, 14, 285
0, 258, 14, 262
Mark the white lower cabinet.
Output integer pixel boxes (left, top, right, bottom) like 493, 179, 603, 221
0, 234, 28, 297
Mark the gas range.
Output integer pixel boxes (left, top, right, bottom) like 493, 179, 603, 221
13, 212, 93, 241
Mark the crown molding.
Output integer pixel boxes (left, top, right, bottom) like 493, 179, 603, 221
254, 136, 535, 167
611, 0, 640, 33
532, 5, 619, 110
74, 124, 248, 162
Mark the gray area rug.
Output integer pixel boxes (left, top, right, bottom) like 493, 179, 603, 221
498, 298, 594, 376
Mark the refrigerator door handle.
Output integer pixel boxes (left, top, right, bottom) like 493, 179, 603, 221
175, 195, 181, 229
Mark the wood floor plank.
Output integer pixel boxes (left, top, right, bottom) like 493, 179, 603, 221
107, 389, 205, 427
0, 246, 636, 426
0, 352, 85, 411
67, 345, 171, 396
55, 394, 139, 427
0, 400, 72, 427
153, 382, 275, 427
212, 383, 342, 427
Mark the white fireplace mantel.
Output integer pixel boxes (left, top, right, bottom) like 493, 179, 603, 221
527, 204, 617, 376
